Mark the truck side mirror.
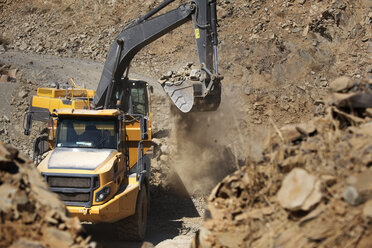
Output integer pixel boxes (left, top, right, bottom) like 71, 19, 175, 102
33, 135, 50, 165
149, 86, 154, 94
23, 112, 32, 136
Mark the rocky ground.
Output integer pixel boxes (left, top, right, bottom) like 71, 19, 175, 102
1, 0, 372, 247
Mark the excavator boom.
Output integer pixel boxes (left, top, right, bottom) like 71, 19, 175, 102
93, 0, 222, 113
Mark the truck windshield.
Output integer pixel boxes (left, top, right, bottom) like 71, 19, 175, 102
56, 118, 117, 149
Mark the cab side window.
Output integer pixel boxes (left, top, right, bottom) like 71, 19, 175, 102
130, 87, 147, 115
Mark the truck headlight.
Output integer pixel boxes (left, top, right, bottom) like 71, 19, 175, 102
95, 186, 111, 202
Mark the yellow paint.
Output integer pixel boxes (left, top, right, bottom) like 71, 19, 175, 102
195, 28, 200, 39
37, 87, 95, 98
31, 87, 95, 116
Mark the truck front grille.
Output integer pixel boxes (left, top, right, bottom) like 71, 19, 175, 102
42, 173, 99, 207
48, 176, 91, 188
57, 192, 90, 202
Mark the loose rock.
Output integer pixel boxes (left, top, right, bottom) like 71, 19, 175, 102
329, 76, 354, 92
277, 168, 319, 211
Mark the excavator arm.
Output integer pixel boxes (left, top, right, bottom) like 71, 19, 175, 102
93, 0, 222, 112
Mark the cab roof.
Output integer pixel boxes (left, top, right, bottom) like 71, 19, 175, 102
56, 108, 122, 117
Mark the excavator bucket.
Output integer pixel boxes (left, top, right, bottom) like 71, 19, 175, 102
163, 77, 221, 113
192, 83, 221, 112
163, 80, 194, 113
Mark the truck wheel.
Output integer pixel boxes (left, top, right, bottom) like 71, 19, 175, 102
116, 185, 148, 241
147, 185, 151, 213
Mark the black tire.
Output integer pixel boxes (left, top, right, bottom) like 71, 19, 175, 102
147, 184, 150, 213
116, 185, 148, 241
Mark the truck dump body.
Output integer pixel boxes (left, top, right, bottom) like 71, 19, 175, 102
28, 88, 95, 122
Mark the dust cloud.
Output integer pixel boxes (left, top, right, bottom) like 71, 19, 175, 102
168, 95, 268, 195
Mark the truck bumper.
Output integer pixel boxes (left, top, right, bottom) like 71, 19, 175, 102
67, 184, 139, 223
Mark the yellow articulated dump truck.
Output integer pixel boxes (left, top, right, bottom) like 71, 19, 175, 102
25, 80, 152, 240
24, 0, 222, 240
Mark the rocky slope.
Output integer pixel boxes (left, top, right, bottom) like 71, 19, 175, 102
195, 76, 372, 247
1, 0, 371, 128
